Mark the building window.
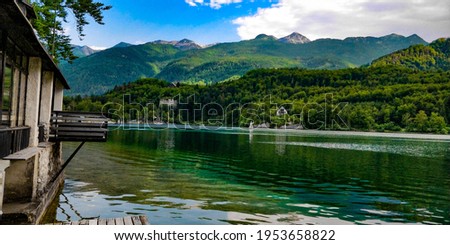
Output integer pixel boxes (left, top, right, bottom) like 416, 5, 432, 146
0, 30, 6, 126
0, 31, 29, 127
1, 66, 12, 126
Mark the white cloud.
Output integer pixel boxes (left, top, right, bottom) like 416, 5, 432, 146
185, 0, 243, 9
89, 46, 108, 51
232, 0, 450, 41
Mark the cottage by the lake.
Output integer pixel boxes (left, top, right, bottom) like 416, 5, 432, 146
0, 0, 107, 224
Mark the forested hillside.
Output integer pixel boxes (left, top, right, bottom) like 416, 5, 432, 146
372, 38, 450, 70
61, 34, 427, 95
65, 66, 450, 134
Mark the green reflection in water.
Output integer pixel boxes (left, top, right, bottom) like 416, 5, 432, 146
52, 129, 450, 225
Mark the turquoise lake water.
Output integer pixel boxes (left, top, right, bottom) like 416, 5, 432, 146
52, 128, 450, 225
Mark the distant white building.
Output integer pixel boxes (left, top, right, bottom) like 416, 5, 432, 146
160, 99, 177, 108
276, 106, 288, 116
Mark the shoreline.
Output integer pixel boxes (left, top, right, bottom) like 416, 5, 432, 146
108, 123, 450, 141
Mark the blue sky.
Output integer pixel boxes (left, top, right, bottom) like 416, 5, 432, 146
68, 0, 450, 49
68, 0, 278, 48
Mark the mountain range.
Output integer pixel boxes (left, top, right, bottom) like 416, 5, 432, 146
61, 33, 428, 95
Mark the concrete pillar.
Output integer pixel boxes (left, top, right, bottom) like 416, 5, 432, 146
39, 71, 54, 140
0, 160, 11, 216
17, 70, 27, 126
53, 79, 64, 111
25, 57, 42, 147
9, 68, 21, 127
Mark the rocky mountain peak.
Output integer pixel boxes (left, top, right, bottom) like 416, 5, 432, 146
151, 39, 201, 50
174, 39, 202, 51
279, 32, 311, 44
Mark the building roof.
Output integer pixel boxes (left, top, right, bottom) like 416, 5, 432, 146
0, 0, 70, 89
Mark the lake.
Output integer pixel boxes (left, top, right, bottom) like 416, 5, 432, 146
50, 128, 450, 225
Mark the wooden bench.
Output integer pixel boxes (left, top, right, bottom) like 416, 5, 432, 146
50, 111, 109, 142
3, 147, 40, 160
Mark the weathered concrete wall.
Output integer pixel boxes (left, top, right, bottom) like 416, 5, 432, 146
53, 80, 64, 111
36, 147, 51, 196
3, 158, 35, 203
5, 143, 63, 204
36, 143, 62, 198
34, 174, 64, 224
25, 57, 42, 147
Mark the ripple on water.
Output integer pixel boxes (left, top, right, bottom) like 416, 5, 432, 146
52, 130, 450, 225
258, 141, 448, 159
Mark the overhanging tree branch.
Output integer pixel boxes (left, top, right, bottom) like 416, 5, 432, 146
31, 0, 111, 63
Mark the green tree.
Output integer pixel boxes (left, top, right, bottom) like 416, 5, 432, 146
346, 105, 376, 130
413, 110, 428, 132
428, 112, 447, 134
32, 0, 111, 63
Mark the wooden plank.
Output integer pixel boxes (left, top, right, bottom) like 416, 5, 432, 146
51, 136, 106, 140
131, 216, 142, 225
51, 127, 108, 132
115, 218, 124, 225
98, 218, 107, 225
55, 114, 107, 118
49, 134, 106, 138
49, 137, 107, 142
52, 132, 106, 137
107, 218, 116, 225
54, 111, 108, 117
0, 126, 30, 132
51, 119, 107, 124
53, 122, 106, 127
123, 216, 133, 225
3, 147, 40, 160
51, 130, 106, 136
139, 216, 150, 225
37, 142, 55, 148
52, 112, 107, 117
52, 216, 149, 225
51, 117, 107, 122
88, 219, 98, 225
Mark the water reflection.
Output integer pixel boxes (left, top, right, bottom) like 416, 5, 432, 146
49, 129, 450, 225
157, 130, 175, 151
275, 134, 287, 156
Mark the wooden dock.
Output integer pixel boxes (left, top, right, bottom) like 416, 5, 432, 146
52, 216, 149, 225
